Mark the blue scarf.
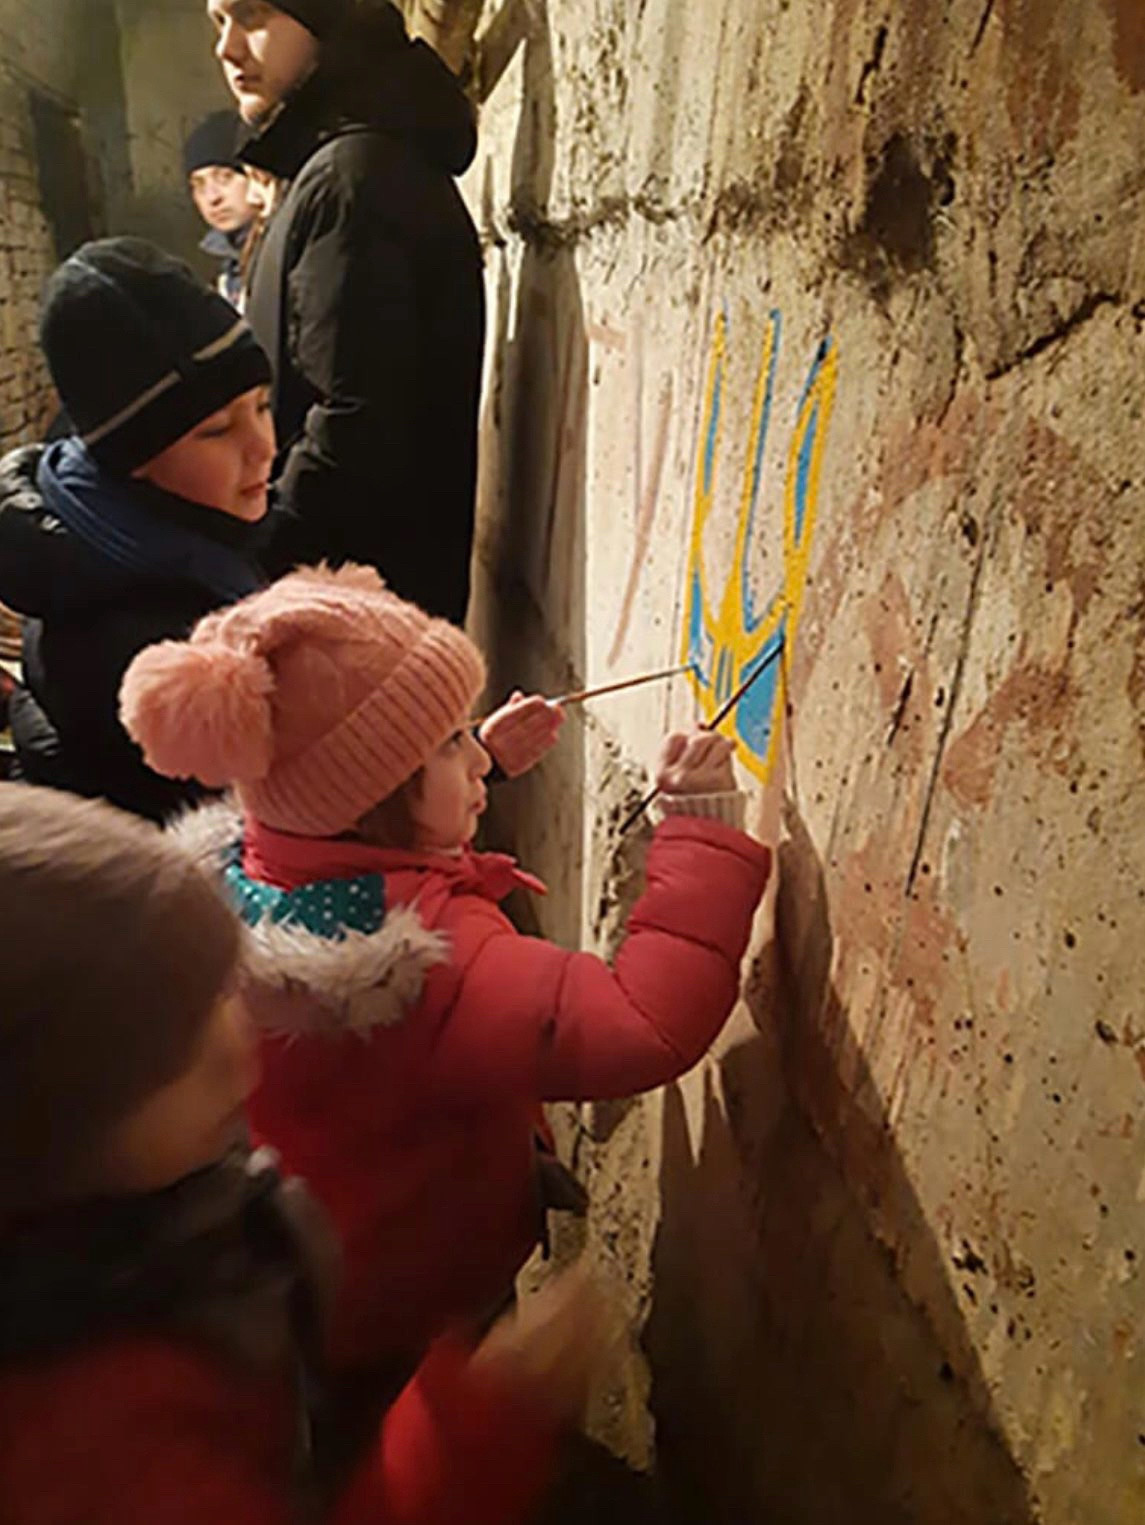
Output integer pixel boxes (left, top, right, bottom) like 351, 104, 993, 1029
37, 437, 265, 605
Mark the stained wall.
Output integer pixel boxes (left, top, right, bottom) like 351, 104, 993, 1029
467, 3, 1145, 1521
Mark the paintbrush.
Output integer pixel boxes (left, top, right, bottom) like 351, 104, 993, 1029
552, 663, 691, 707
479, 663, 690, 724
617, 637, 786, 835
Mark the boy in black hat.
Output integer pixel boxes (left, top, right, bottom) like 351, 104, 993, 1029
0, 237, 275, 820
184, 109, 253, 308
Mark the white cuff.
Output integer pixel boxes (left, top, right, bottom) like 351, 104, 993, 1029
655, 791, 746, 830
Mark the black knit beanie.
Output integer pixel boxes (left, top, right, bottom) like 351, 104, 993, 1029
273, 0, 353, 38
39, 238, 272, 476
183, 110, 243, 177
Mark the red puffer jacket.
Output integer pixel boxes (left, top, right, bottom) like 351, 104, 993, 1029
0, 1333, 554, 1524
175, 808, 771, 1375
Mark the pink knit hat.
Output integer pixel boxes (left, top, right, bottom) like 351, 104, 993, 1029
120, 564, 486, 836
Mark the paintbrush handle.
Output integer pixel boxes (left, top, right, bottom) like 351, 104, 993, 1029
553, 663, 690, 708
478, 663, 690, 726
618, 640, 785, 835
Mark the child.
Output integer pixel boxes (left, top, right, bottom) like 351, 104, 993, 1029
0, 238, 549, 824
0, 782, 596, 1524
121, 565, 771, 1392
0, 237, 275, 821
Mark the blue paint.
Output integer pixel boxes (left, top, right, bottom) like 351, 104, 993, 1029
732, 630, 785, 757
686, 565, 714, 678
740, 311, 782, 634
793, 339, 833, 547
702, 351, 724, 500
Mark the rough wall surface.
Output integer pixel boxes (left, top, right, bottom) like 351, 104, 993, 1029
0, 0, 227, 450
0, 0, 90, 446
112, 0, 231, 264
467, 3, 1145, 1521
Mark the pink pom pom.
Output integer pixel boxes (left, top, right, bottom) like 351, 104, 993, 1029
120, 640, 275, 787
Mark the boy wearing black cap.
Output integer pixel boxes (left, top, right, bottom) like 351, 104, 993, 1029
184, 108, 253, 307
208, 0, 484, 625
0, 237, 275, 820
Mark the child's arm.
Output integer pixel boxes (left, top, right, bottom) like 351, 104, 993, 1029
437, 730, 772, 1101
1, 1294, 587, 1525
338, 1268, 600, 1525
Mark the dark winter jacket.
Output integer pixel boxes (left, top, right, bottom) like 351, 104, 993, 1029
241, 14, 484, 624
0, 442, 267, 822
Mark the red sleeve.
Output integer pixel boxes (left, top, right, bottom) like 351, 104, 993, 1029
435, 816, 771, 1101
0, 1343, 300, 1525
1, 1337, 556, 1525
333, 1337, 557, 1525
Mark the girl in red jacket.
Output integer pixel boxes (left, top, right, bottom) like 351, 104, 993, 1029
0, 782, 594, 1525
121, 564, 771, 1406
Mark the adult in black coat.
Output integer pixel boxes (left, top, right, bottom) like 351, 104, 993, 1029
212, 0, 484, 624
0, 238, 275, 822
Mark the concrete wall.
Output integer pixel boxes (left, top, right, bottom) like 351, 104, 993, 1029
0, 0, 94, 445
467, 2, 1145, 1521
0, 0, 229, 451
112, 0, 232, 266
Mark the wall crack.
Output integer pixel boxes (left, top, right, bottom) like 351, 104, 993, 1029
905, 527, 990, 896
986, 291, 1121, 380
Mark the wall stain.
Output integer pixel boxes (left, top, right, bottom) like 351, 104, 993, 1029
941, 663, 1077, 811
1103, 0, 1145, 93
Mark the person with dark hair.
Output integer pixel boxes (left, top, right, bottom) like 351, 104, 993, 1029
183, 108, 254, 307
0, 237, 276, 821
208, 0, 484, 623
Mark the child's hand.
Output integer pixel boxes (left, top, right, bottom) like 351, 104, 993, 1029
656, 728, 736, 795
470, 1265, 606, 1423
479, 691, 564, 778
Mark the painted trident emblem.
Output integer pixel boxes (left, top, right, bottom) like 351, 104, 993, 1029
681, 308, 838, 781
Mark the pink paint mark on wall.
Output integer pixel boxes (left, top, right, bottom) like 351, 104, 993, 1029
1104, 0, 1145, 92
608, 361, 674, 667
941, 663, 1077, 812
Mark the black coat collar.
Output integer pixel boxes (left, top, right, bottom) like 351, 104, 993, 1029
238, 36, 476, 183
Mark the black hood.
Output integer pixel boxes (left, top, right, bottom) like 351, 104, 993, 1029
242, 32, 477, 182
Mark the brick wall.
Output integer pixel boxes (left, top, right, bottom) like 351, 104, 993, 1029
0, 0, 229, 454
0, 69, 63, 449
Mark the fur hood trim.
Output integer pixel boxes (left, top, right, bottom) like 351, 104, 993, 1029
168, 801, 448, 1036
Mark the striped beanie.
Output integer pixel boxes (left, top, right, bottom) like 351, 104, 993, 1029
120, 564, 486, 837
40, 238, 271, 475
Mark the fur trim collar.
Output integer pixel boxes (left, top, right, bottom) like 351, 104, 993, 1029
168, 801, 448, 1036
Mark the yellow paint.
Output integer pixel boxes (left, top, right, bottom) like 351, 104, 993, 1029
681, 307, 839, 780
